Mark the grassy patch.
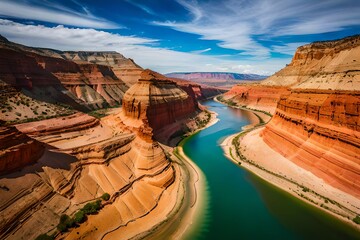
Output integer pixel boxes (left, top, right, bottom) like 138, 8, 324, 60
353, 215, 360, 224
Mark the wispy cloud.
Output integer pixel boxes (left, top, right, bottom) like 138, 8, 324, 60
154, 0, 360, 57
191, 47, 211, 54
0, 19, 288, 75
0, 0, 119, 29
125, 0, 156, 16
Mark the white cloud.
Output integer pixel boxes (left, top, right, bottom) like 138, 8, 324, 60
0, 0, 119, 29
0, 19, 288, 75
153, 0, 360, 57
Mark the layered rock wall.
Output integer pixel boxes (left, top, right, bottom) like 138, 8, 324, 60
261, 89, 360, 197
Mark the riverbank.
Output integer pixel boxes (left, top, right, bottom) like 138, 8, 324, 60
219, 100, 360, 231
140, 104, 217, 239
167, 106, 219, 239
213, 96, 272, 125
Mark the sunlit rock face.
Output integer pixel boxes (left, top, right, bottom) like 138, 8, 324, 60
262, 35, 360, 90
122, 69, 199, 139
260, 36, 360, 198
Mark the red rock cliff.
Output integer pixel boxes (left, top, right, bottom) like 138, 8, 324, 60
261, 89, 360, 197
0, 125, 45, 175
260, 36, 360, 198
121, 70, 198, 140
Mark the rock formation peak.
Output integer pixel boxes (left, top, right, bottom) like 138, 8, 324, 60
121, 69, 198, 140
140, 69, 168, 81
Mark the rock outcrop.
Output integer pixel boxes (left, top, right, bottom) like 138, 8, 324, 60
0, 125, 45, 175
121, 69, 199, 140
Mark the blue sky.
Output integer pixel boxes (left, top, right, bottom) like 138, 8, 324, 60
0, 0, 359, 75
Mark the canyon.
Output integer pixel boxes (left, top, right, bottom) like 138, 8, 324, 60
1, 30, 360, 239
0, 36, 219, 239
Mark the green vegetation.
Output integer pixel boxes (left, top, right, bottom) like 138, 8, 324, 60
82, 200, 102, 214
353, 215, 360, 224
55, 199, 102, 233
74, 210, 86, 223
195, 111, 211, 129
88, 105, 120, 119
101, 193, 110, 201
57, 214, 75, 232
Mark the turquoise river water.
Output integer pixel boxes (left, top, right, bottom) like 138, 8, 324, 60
182, 100, 360, 240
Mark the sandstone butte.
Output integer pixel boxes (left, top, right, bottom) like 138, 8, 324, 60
223, 35, 360, 202
0, 36, 220, 239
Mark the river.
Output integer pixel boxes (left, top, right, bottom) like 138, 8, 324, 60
182, 100, 360, 240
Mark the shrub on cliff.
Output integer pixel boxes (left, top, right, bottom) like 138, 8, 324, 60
101, 193, 110, 201
57, 214, 75, 232
74, 210, 85, 223
82, 200, 101, 214
353, 215, 360, 224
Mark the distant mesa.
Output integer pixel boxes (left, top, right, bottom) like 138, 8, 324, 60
166, 72, 268, 80
166, 72, 267, 89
